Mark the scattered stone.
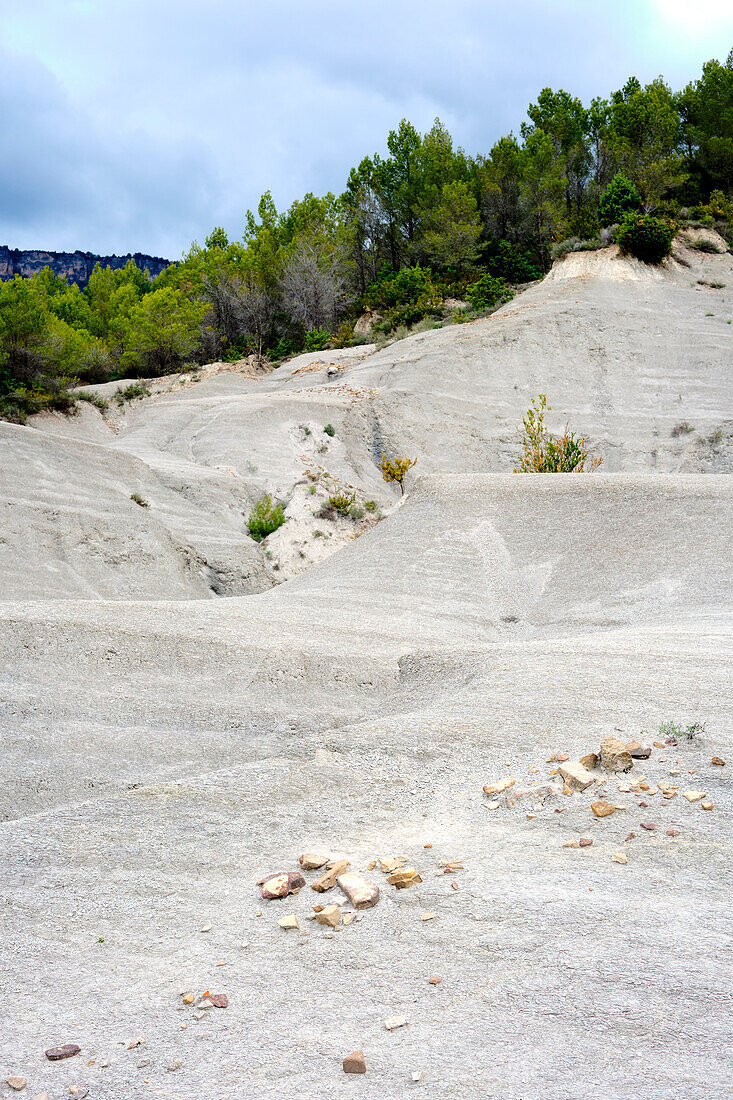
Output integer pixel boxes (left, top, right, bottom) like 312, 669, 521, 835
378, 857, 405, 873
387, 868, 422, 889
343, 1051, 366, 1074
69, 1088, 88, 1098
711, 756, 726, 766
563, 784, 573, 795
338, 872, 380, 909
424, 843, 433, 849
554, 807, 564, 814
137, 1059, 150, 1068
559, 761, 596, 791
421, 912, 437, 921
46, 1044, 82, 1061
556, 753, 569, 762
261, 871, 305, 899
666, 828, 680, 836
167, 1058, 183, 1072
626, 740, 651, 758
278, 915, 299, 930
315, 904, 341, 928
384, 1015, 408, 1030
182, 993, 194, 1005
343, 913, 355, 926
312, 860, 350, 892
640, 822, 656, 831
482, 778, 515, 796
611, 851, 628, 864
562, 839, 579, 848
127, 1038, 144, 1050
428, 975, 442, 985
411, 1071, 424, 1082
579, 752, 599, 770
600, 736, 633, 772
207, 994, 228, 1008
591, 799, 616, 817
298, 853, 330, 871
367, 859, 377, 870
638, 801, 648, 808
32, 1094, 50, 1100
683, 791, 706, 802
200, 923, 212, 933
579, 837, 593, 847
5, 1078, 26, 1092
198, 999, 214, 1010
701, 801, 714, 810
625, 832, 635, 841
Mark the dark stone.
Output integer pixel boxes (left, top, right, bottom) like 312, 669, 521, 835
45, 1043, 81, 1060
640, 822, 656, 831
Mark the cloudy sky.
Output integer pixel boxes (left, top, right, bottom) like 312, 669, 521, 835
1, 0, 731, 259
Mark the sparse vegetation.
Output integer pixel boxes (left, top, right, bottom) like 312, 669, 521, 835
514, 394, 602, 472
671, 420, 695, 437
323, 423, 335, 437
77, 391, 109, 411
658, 720, 706, 742
364, 500, 377, 511
327, 490, 356, 515
247, 494, 285, 541
115, 381, 150, 406
349, 503, 366, 520
130, 493, 149, 507
380, 453, 418, 495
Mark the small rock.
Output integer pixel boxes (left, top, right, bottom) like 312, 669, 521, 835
482, 778, 515, 796
600, 736, 633, 772
32, 1094, 50, 1100
299, 852, 330, 870
626, 740, 651, 758
168, 1059, 183, 1072
182, 993, 194, 1004
46, 1044, 82, 1060
591, 799, 617, 818
559, 762, 596, 791
137, 1059, 150, 1068
207, 994, 228, 1008
640, 822, 656, 831
562, 839, 579, 848
579, 752, 599, 770
625, 832, 635, 841
611, 851, 628, 864
384, 1015, 408, 1030
198, 999, 214, 1010
701, 801, 714, 810
579, 837, 593, 847
278, 914, 299, 930
428, 975, 442, 985
666, 828, 679, 836
69, 1088, 88, 1098
387, 868, 422, 889
638, 801, 648, 808
683, 790, 706, 802
711, 756, 725, 766
200, 923, 212, 932
421, 912, 437, 921
312, 860, 350, 892
343, 1051, 366, 1074
5, 1078, 26, 1092
342, 912, 355, 926
411, 1070, 424, 1082
556, 753, 569, 762
337, 872, 380, 909
315, 904, 341, 928
653, 740, 665, 748
261, 871, 305, 900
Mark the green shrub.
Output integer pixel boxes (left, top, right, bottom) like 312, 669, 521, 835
598, 174, 643, 227
514, 394, 602, 473
247, 494, 285, 541
327, 490, 356, 515
380, 453, 418, 495
323, 423, 335, 437
349, 503, 365, 520
115, 380, 150, 405
130, 492, 149, 507
364, 500, 377, 511
465, 274, 514, 311
482, 240, 542, 283
617, 215, 674, 264
304, 327, 330, 352
658, 720, 705, 742
364, 266, 442, 329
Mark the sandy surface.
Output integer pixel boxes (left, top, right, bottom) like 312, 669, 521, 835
1, 238, 732, 1099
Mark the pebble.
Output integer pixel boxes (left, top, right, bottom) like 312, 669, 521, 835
626, 740, 651, 758
701, 801, 714, 810
137, 1059, 150, 1068
554, 807, 564, 814
312, 860, 350, 892
711, 756, 726, 766
683, 791, 706, 802
579, 752, 598, 770
5, 1078, 26, 1092
167, 1059, 183, 1072
182, 993, 194, 1004
343, 913, 355, 926
611, 851, 628, 864
579, 837, 593, 847
343, 1051, 366, 1074
559, 761, 596, 791
32, 1094, 50, 1100
625, 832, 636, 841
640, 822, 656, 831
482, 778, 515, 795
261, 871, 305, 900
591, 799, 616, 818
69, 1089, 88, 1098
46, 1044, 82, 1061
428, 975, 442, 985
384, 1015, 408, 1030
315, 904, 341, 928
387, 868, 422, 889
421, 912, 437, 921
412, 1070, 424, 1082
299, 852, 330, 870
278, 915, 299, 930
338, 872, 380, 909
207, 994, 228, 1008
200, 923, 212, 932
562, 839, 579, 848
423, 843, 433, 849
666, 828, 680, 836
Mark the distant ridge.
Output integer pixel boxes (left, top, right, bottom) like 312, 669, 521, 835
0, 245, 171, 288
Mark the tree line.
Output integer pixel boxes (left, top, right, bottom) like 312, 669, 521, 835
1, 50, 731, 421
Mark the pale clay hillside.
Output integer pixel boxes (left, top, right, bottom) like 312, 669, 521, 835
1, 233, 732, 1098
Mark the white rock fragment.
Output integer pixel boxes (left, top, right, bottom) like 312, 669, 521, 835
384, 1015, 408, 1030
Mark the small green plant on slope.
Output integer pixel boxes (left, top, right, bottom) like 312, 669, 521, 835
380, 453, 418, 495
323, 423, 335, 437
514, 394, 602, 472
247, 494, 285, 541
130, 492, 149, 507
465, 273, 514, 311
115, 380, 150, 406
658, 720, 706, 743
327, 490, 356, 515
77, 391, 109, 411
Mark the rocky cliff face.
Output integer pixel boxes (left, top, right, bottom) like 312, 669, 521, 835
0, 246, 170, 287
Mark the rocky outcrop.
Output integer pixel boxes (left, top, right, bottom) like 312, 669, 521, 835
0, 245, 170, 287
